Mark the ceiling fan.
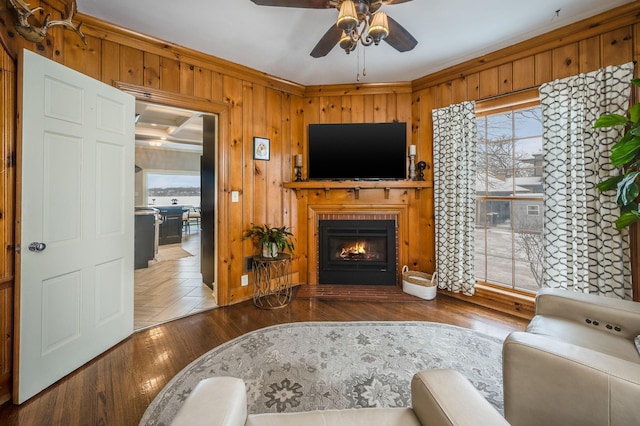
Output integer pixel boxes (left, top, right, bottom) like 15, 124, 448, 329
250, 0, 418, 58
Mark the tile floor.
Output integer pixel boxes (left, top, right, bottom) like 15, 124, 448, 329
133, 229, 218, 330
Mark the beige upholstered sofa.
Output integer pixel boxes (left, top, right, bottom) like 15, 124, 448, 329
503, 288, 640, 426
170, 369, 508, 426
171, 288, 640, 426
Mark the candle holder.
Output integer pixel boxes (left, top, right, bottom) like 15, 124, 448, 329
409, 154, 416, 180
294, 165, 303, 182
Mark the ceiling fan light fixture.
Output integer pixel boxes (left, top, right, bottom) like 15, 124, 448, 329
337, 0, 358, 33
339, 30, 356, 52
368, 11, 389, 44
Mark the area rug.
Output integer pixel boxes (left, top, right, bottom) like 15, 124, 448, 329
139, 321, 503, 425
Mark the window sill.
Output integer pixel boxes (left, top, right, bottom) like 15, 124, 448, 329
442, 283, 535, 320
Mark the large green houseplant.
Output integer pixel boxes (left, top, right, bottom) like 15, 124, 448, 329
594, 78, 640, 230
243, 223, 295, 258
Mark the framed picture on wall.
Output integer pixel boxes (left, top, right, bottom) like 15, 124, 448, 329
253, 137, 270, 161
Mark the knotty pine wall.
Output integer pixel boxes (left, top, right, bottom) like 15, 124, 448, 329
410, 2, 640, 309
2, 0, 640, 403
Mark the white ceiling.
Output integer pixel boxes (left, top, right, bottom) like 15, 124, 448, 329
76, 0, 634, 86
135, 101, 204, 152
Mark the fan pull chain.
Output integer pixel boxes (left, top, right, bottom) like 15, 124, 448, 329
356, 44, 367, 82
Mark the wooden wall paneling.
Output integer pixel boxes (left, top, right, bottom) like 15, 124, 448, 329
579, 36, 601, 74
320, 96, 342, 123
194, 67, 212, 99
552, 42, 579, 80
601, 26, 634, 68
119, 45, 143, 85
386, 94, 398, 121
251, 84, 268, 229
0, 44, 15, 405
211, 71, 224, 103
363, 95, 375, 122
219, 75, 244, 304
436, 82, 451, 108
240, 81, 255, 299
373, 93, 387, 122
411, 91, 421, 172
101, 40, 120, 86
0, 283, 12, 404
479, 67, 499, 99
143, 52, 160, 89
419, 87, 436, 182
180, 63, 195, 96
159, 57, 180, 93
421, 188, 436, 272
62, 33, 100, 80
350, 95, 365, 122
280, 94, 297, 274
341, 96, 352, 122
266, 88, 283, 225
534, 51, 553, 85
466, 72, 480, 101
451, 76, 467, 105
291, 96, 307, 282
498, 63, 513, 95
512, 57, 535, 91
1, 51, 15, 280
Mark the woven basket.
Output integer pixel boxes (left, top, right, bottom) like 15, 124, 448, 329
402, 265, 437, 300
401, 265, 436, 286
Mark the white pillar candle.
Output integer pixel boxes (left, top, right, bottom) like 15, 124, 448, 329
295, 154, 303, 167
409, 145, 416, 156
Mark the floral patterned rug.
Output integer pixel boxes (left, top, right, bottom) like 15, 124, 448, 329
139, 321, 504, 425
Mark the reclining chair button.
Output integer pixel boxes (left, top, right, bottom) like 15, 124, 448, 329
606, 324, 613, 330
592, 320, 599, 326
585, 318, 592, 324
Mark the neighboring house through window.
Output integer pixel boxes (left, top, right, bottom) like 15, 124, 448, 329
475, 97, 543, 293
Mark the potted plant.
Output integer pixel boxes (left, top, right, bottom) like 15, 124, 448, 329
243, 223, 295, 258
594, 78, 640, 229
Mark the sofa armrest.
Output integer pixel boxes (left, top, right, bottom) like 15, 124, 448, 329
503, 331, 640, 426
411, 369, 508, 426
171, 377, 248, 426
534, 288, 640, 337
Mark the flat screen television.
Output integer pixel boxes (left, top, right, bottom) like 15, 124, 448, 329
308, 122, 407, 180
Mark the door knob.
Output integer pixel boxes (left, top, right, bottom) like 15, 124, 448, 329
28, 242, 46, 252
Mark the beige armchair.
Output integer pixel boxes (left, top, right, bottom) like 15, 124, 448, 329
503, 288, 640, 426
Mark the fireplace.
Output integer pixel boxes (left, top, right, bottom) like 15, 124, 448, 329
318, 219, 397, 285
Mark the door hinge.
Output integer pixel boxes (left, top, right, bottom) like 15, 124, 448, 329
7, 152, 16, 168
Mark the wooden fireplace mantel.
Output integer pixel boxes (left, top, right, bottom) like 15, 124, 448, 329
283, 180, 433, 200
285, 180, 435, 286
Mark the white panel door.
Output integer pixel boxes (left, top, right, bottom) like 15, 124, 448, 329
16, 49, 135, 403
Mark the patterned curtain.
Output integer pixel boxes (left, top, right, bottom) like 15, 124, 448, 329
433, 101, 477, 296
539, 62, 634, 299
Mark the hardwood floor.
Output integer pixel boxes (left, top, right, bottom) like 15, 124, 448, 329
0, 293, 528, 425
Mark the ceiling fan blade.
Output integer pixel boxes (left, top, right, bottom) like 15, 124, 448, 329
250, 0, 332, 8
384, 16, 418, 52
382, 0, 413, 4
310, 24, 343, 58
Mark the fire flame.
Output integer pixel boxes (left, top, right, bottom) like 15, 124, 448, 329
340, 242, 366, 258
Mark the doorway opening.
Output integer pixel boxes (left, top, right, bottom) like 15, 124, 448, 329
133, 101, 218, 330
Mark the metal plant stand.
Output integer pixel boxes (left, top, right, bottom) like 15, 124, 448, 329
251, 253, 293, 309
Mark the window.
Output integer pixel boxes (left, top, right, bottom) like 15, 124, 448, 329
146, 171, 201, 207
526, 205, 540, 216
475, 102, 543, 293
